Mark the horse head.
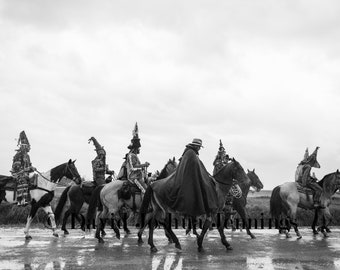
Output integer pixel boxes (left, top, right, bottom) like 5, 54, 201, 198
64, 159, 82, 185
319, 169, 340, 195
214, 158, 248, 190
156, 157, 177, 180
230, 158, 249, 184
247, 168, 264, 192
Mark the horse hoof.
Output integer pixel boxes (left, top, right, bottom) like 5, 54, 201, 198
323, 233, 329, 238
297, 235, 302, 240
226, 245, 233, 251
286, 234, 292, 238
64, 231, 69, 235
125, 230, 131, 235
53, 233, 59, 238
175, 243, 182, 250
138, 240, 144, 246
116, 235, 120, 240
198, 246, 204, 253
98, 238, 104, 244
250, 234, 256, 239
150, 247, 158, 253
25, 235, 32, 241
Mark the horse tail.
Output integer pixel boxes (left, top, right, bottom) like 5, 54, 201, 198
54, 185, 71, 224
140, 185, 153, 214
86, 185, 104, 226
270, 185, 289, 218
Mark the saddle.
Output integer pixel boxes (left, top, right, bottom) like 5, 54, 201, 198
296, 182, 314, 196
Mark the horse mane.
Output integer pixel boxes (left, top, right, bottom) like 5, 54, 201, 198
157, 157, 177, 180
317, 172, 334, 187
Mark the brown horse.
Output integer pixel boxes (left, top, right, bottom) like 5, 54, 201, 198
138, 158, 249, 252
270, 170, 340, 239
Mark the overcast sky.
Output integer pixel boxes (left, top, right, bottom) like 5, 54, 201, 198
1, 0, 340, 190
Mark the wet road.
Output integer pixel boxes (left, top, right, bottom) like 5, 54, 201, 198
1, 226, 340, 270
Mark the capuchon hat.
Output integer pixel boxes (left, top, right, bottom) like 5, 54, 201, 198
306, 146, 320, 168
88, 137, 106, 155
188, 138, 203, 148
218, 139, 226, 154
17, 131, 30, 147
303, 147, 309, 161
128, 122, 141, 149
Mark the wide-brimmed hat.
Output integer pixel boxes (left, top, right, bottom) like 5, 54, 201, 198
188, 138, 203, 148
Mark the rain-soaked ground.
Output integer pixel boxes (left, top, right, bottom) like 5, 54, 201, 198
1, 226, 340, 270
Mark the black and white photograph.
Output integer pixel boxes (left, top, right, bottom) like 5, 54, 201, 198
1, 0, 340, 269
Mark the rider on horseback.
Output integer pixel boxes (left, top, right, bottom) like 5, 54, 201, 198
11, 131, 36, 206
295, 146, 322, 207
88, 137, 115, 186
213, 139, 230, 175
118, 123, 150, 193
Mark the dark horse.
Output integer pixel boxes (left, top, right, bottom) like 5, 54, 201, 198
187, 168, 264, 239
270, 170, 340, 239
138, 158, 249, 252
86, 158, 177, 243
224, 169, 263, 238
0, 160, 81, 240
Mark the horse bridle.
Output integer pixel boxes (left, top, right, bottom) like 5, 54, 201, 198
60, 162, 80, 183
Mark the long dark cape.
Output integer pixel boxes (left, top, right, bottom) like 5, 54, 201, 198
152, 147, 219, 216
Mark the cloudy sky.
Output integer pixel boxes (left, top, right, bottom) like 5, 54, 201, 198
1, 0, 340, 190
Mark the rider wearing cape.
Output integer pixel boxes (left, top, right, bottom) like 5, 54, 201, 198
152, 138, 219, 217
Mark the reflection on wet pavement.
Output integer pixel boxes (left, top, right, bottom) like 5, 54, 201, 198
1, 227, 340, 269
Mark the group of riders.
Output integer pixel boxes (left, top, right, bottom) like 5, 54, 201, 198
9, 124, 323, 208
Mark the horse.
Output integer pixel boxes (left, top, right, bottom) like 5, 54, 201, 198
225, 168, 263, 238
270, 170, 340, 239
86, 158, 177, 243
54, 174, 115, 235
138, 158, 249, 253
0, 159, 81, 240
186, 168, 263, 239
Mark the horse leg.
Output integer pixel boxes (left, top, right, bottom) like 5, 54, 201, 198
122, 214, 130, 235
148, 217, 158, 253
163, 214, 181, 250
61, 208, 72, 235
137, 212, 153, 245
185, 217, 192, 235
287, 205, 301, 239
111, 214, 121, 240
197, 216, 212, 253
217, 213, 232, 251
320, 208, 332, 237
24, 202, 39, 240
235, 205, 255, 239
95, 208, 107, 243
311, 208, 319, 235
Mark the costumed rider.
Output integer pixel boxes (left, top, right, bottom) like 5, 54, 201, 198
11, 131, 36, 206
88, 137, 115, 186
213, 139, 230, 175
153, 138, 219, 217
123, 122, 150, 193
295, 146, 322, 207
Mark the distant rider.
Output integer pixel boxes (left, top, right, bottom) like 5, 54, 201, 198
295, 146, 322, 207
11, 131, 35, 206
118, 123, 150, 193
88, 137, 114, 186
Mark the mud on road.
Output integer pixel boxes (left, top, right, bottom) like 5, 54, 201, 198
1, 226, 340, 269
